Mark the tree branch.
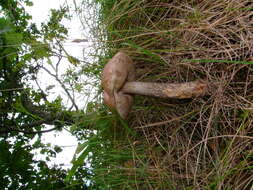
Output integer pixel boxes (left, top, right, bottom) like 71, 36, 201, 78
0, 108, 74, 135
42, 65, 79, 111
0, 88, 81, 135
0, 126, 59, 134
21, 93, 75, 125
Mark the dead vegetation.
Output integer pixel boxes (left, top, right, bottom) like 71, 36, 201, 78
89, 0, 253, 189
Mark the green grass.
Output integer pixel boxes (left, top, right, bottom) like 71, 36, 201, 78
71, 0, 253, 189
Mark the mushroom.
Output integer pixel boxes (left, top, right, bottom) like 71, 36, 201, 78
101, 51, 209, 119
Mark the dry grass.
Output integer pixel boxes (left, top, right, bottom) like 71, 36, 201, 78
84, 0, 253, 189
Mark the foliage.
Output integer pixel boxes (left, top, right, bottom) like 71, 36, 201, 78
0, 139, 71, 190
0, 0, 88, 189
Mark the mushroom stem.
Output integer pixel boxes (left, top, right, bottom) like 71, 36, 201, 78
121, 80, 209, 99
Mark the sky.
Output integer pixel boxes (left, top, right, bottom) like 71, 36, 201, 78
26, 0, 87, 168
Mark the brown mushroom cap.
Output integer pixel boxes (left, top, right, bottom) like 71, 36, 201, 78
101, 51, 135, 118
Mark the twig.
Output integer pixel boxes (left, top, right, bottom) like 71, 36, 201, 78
177, 135, 253, 163
0, 126, 59, 134
42, 66, 79, 110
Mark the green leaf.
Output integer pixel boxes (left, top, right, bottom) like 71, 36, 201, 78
5, 32, 23, 45
54, 145, 62, 153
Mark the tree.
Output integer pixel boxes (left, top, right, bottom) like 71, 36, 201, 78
0, 0, 91, 189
